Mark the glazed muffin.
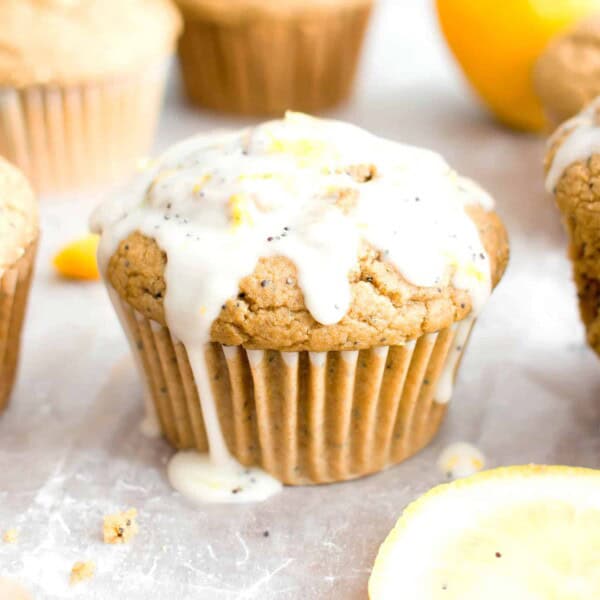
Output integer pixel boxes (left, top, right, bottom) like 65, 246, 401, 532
535, 15, 600, 129
92, 113, 508, 500
0, 0, 181, 193
175, 0, 373, 115
545, 98, 600, 355
0, 158, 38, 412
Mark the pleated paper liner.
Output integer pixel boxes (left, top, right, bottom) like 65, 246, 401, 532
0, 62, 168, 194
117, 295, 475, 485
177, 2, 373, 115
0, 242, 37, 412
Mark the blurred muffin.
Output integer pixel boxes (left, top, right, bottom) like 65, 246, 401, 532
545, 98, 600, 355
535, 15, 600, 128
0, 0, 181, 193
92, 113, 508, 491
0, 158, 38, 412
175, 0, 373, 115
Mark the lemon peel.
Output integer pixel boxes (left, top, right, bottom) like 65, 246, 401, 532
53, 234, 100, 281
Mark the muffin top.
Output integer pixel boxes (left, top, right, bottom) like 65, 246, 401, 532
92, 113, 508, 352
175, 0, 371, 21
0, 0, 182, 88
535, 15, 600, 128
0, 158, 38, 277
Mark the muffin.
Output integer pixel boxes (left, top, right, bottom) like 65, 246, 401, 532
0, 158, 38, 412
535, 15, 600, 129
92, 112, 508, 498
175, 0, 374, 115
545, 98, 600, 355
0, 0, 181, 193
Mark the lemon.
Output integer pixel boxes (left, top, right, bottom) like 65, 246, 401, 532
53, 233, 100, 281
369, 465, 600, 599
436, 0, 600, 132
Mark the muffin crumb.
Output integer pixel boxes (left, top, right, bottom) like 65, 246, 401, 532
103, 508, 139, 544
3, 529, 18, 544
70, 561, 95, 585
345, 163, 377, 182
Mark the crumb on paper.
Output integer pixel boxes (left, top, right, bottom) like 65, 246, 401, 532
3, 529, 18, 544
103, 508, 139, 544
437, 442, 486, 480
70, 561, 95, 585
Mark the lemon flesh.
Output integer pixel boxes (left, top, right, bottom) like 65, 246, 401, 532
370, 466, 600, 599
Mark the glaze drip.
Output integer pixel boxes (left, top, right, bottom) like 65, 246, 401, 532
546, 97, 600, 192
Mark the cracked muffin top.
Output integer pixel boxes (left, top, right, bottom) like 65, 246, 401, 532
92, 112, 509, 352
0, 158, 38, 277
535, 15, 600, 128
0, 0, 182, 88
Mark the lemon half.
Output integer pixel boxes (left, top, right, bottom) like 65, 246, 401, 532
369, 465, 600, 599
436, 0, 600, 132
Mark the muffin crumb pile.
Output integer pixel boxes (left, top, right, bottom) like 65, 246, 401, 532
103, 508, 139, 544
3, 528, 18, 544
70, 561, 95, 585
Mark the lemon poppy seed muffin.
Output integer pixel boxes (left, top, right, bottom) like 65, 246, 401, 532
0, 0, 182, 192
535, 15, 600, 128
92, 113, 508, 501
0, 158, 38, 411
175, 0, 373, 115
545, 98, 600, 355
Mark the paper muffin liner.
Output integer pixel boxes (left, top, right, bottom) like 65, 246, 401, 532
177, 2, 373, 115
0, 62, 169, 193
0, 242, 37, 412
116, 294, 475, 485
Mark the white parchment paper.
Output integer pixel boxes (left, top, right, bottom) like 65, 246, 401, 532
2, 2, 599, 598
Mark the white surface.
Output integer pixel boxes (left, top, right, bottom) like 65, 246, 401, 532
2, 1, 599, 598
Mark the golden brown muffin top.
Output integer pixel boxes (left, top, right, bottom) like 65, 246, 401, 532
95, 114, 508, 352
175, 0, 371, 22
105, 205, 508, 351
0, 0, 182, 88
535, 15, 600, 128
0, 158, 38, 277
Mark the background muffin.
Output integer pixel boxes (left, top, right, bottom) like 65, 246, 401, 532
93, 115, 508, 489
546, 100, 600, 355
0, 0, 181, 193
0, 158, 38, 412
535, 15, 600, 128
175, 0, 374, 115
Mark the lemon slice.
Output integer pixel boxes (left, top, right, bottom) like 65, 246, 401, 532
369, 466, 600, 599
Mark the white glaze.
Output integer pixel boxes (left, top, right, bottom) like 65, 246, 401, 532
434, 317, 475, 404
545, 97, 600, 192
167, 451, 282, 504
92, 112, 495, 503
437, 441, 485, 480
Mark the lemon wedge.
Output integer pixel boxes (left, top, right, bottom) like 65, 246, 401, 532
369, 465, 600, 599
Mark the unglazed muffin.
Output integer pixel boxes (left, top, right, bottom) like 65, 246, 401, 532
0, 0, 181, 193
535, 15, 600, 129
175, 0, 373, 115
92, 113, 508, 501
0, 158, 38, 412
545, 98, 600, 355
